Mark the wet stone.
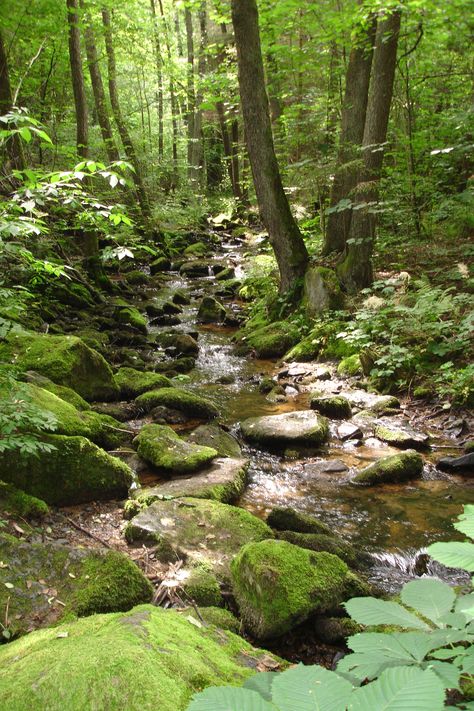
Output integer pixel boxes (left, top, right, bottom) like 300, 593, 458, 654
337, 422, 363, 442
436, 453, 474, 474
374, 418, 430, 451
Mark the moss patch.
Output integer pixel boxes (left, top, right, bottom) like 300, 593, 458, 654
187, 425, 242, 458
267, 506, 332, 535
276, 531, 360, 568
134, 424, 218, 474
135, 387, 219, 420
337, 354, 362, 376
0, 481, 48, 518
235, 321, 300, 359
182, 567, 222, 607
114, 367, 171, 398
353, 451, 424, 485
310, 395, 352, 419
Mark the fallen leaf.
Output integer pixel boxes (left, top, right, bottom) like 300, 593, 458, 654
13, 523, 25, 534
4, 582, 14, 589
56, 631, 68, 638
186, 615, 203, 629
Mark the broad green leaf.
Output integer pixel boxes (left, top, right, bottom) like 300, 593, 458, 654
244, 672, 277, 701
401, 578, 455, 624
455, 593, 474, 617
186, 686, 277, 711
344, 597, 430, 630
453, 505, 474, 539
348, 666, 445, 711
427, 542, 474, 572
427, 660, 461, 689
271, 664, 353, 711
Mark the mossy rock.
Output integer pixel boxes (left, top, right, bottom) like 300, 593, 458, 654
179, 260, 214, 277
0, 332, 119, 401
314, 616, 361, 644
187, 424, 242, 458
114, 367, 171, 399
150, 256, 172, 273
231, 540, 351, 639
267, 506, 332, 535
240, 411, 329, 449
0, 535, 152, 636
115, 305, 148, 335
352, 451, 424, 485
310, 395, 352, 419
197, 296, 227, 324
373, 419, 430, 450
24, 373, 90, 410
0, 435, 134, 505
172, 289, 191, 305
215, 267, 235, 281
156, 332, 199, 356
465, 441, 474, 454
303, 266, 345, 315
0, 481, 48, 518
337, 354, 362, 377
236, 321, 300, 359
276, 531, 361, 569
125, 270, 149, 286
134, 424, 218, 474
190, 606, 241, 634
0, 604, 282, 710
285, 333, 321, 362
183, 241, 210, 257
181, 567, 222, 606
125, 498, 273, 583
135, 387, 219, 420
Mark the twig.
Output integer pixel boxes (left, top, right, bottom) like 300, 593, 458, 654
61, 514, 113, 549
13, 39, 47, 105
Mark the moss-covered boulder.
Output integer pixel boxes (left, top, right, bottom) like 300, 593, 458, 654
337, 354, 362, 377
125, 269, 149, 286
179, 260, 213, 277
303, 266, 344, 316
187, 424, 242, 458
0, 604, 282, 710
374, 419, 430, 450
114, 367, 171, 398
0, 535, 152, 636
134, 424, 218, 474
284, 333, 321, 362
189, 606, 241, 634
0, 435, 134, 505
231, 540, 351, 639
310, 394, 352, 419
240, 411, 329, 448
215, 267, 235, 281
25, 372, 90, 410
183, 241, 210, 257
157, 332, 199, 356
135, 387, 219, 420
197, 296, 227, 324
125, 498, 273, 582
150, 256, 172, 273
115, 304, 148, 334
0, 333, 118, 401
0, 481, 48, 518
267, 506, 332, 535
236, 321, 300, 358
181, 566, 222, 606
276, 531, 361, 569
353, 451, 424, 485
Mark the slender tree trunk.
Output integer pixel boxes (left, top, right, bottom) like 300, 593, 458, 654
185, 6, 197, 184
81, 2, 118, 163
0, 30, 25, 171
38, 46, 57, 164
338, 11, 401, 293
101, 7, 151, 223
158, 0, 179, 188
323, 12, 376, 255
231, 0, 308, 293
66, 0, 88, 159
150, 0, 164, 160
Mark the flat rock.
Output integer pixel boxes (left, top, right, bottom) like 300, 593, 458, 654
436, 453, 474, 474
240, 410, 329, 448
374, 418, 430, 450
337, 422, 363, 442
187, 424, 242, 458
317, 459, 350, 473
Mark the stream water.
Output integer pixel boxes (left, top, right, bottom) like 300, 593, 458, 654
140, 233, 474, 594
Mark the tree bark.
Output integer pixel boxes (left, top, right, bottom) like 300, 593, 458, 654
66, 0, 88, 159
338, 11, 401, 293
0, 30, 25, 171
150, 0, 164, 160
157, 0, 179, 188
81, 1, 119, 163
231, 0, 308, 293
323, 12, 376, 255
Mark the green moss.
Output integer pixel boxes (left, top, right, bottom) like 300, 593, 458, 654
135, 387, 219, 419
236, 321, 300, 359
374, 422, 430, 450
0, 332, 119, 401
0, 435, 134, 505
315, 616, 361, 644
215, 267, 235, 281
183, 241, 210, 257
337, 354, 362, 376
116, 305, 148, 334
310, 395, 352, 419
0, 481, 48, 518
193, 607, 241, 634
465, 441, 474, 454
25, 374, 91, 410
276, 531, 360, 569
134, 424, 218, 474
114, 367, 171, 398
150, 256, 172, 273
231, 540, 350, 639
267, 506, 332, 535
0, 604, 280, 711
285, 333, 321, 362
187, 425, 242, 458
182, 567, 222, 606
125, 270, 149, 285
353, 451, 424, 485
413, 385, 434, 400
197, 296, 227, 324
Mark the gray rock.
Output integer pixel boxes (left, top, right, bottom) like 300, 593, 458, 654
437, 453, 474, 474
352, 451, 424, 485
374, 418, 430, 451
240, 410, 329, 448
303, 266, 344, 316
337, 422, 363, 442
187, 424, 242, 458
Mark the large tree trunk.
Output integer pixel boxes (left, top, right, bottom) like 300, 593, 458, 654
81, 2, 118, 163
231, 0, 308, 292
101, 7, 151, 224
323, 12, 376, 255
66, 0, 88, 159
338, 11, 401, 293
0, 30, 25, 172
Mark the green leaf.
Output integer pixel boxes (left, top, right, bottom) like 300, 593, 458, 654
426, 660, 460, 689
427, 542, 474, 572
344, 598, 430, 630
19, 127, 32, 143
186, 686, 277, 711
271, 664, 353, 711
400, 579, 455, 624
243, 673, 277, 701
348, 667, 445, 711
453, 505, 474, 539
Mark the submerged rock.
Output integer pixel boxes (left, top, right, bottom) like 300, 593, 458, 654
0, 604, 280, 710
187, 424, 242, 458
436, 453, 474, 474
135, 387, 219, 420
310, 394, 352, 419
352, 451, 424, 485
374, 419, 430, 450
134, 424, 217, 474
267, 506, 332, 535
114, 367, 171, 398
240, 410, 329, 448
231, 540, 352, 639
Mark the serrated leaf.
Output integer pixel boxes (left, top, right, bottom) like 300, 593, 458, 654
345, 597, 430, 630
271, 664, 353, 711
427, 542, 474, 572
401, 579, 455, 624
455, 593, 474, 617
427, 660, 461, 689
186, 686, 277, 711
453, 505, 474, 539
348, 666, 445, 711
244, 673, 277, 701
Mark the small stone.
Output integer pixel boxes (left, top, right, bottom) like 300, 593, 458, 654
337, 422, 363, 442
318, 459, 349, 473
267, 506, 331, 535
240, 411, 329, 448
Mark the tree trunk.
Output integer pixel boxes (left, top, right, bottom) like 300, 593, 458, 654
338, 11, 401, 293
157, 0, 179, 188
81, 2, 118, 163
323, 12, 376, 255
66, 0, 88, 159
150, 0, 164, 160
101, 7, 151, 224
0, 30, 25, 171
185, 6, 199, 186
231, 0, 308, 293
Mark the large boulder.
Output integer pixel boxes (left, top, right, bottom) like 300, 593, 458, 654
240, 410, 329, 448
0, 605, 282, 711
187, 424, 242, 458
303, 266, 344, 316
135, 387, 219, 420
0, 535, 152, 636
276, 531, 362, 569
0, 435, 134, 505
0, 481, 48, 519
125, 498, 273, 582
114, 367, 171, 398
352, 451, 424, 485
231, 540, 352, 639
0, 333, 118, 401
133, 424, 218, 474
